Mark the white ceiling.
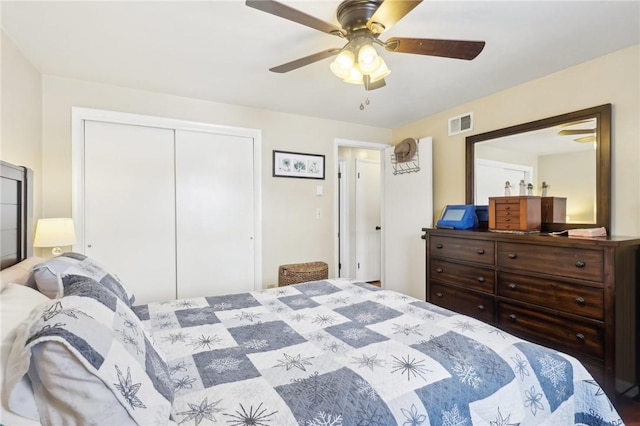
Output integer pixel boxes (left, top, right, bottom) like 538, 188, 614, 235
2, 1, 639, 128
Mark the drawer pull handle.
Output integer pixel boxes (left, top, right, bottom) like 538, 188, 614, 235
508, 253, 518, 259
575, 261, 586, 268
436, 243, 443, 249
477, 249, 485, 255
477, 277, 485, 283
504, 218, 511, 222
436, 292, 443, 298
477, 304, 485, 311
436, 267, 443, 273
575, 297, 586, 306
576, 333, 585, 342
509, 314, 517, 322
508, 283, 517, 289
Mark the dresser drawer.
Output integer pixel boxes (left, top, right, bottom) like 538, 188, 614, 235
497, 242, 604, 282
498, 272, 603, 319
498, 302, 604, 359
431, 259, 494, 293
430, 236, 494, 265
430, 283, 495, 323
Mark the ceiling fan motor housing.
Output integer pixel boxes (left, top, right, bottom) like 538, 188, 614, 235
337, 0, 384, 33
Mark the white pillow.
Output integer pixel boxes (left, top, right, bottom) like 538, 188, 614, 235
0, 257, 44, 290
1, 284, 49, 423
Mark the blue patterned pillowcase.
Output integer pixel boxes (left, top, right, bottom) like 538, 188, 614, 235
6, 274, 173, 425
27, 252, 135, 306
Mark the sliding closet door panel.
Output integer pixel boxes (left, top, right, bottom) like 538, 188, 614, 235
84, 120, 176, 303
175, 130, 254, 298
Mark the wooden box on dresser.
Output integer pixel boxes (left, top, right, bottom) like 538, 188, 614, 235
422, 227, 640, 397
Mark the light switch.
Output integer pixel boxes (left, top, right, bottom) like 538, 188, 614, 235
316, 185, 323, 196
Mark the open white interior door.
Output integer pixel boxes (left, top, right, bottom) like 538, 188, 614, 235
382, 137, 433, 299
355, 159, 381, 282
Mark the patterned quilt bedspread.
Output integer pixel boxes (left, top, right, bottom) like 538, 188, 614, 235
133, 280, 622, 426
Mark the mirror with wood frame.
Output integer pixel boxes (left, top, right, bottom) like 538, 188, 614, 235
465, 104, 611, 233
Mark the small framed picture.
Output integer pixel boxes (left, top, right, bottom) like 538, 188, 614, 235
273, 150, 325, 180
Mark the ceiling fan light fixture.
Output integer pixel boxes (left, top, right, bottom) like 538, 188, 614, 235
357, 43, 380, 74
343, 67, 364, 84
330, 49, 356, 79
368, 56, 390, 82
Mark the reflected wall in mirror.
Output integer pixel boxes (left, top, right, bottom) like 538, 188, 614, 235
466, 104, 611, 232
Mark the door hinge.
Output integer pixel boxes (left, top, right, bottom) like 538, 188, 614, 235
338, 171, 342, 179
357, 262, 360, 269
357, 172, 360, 179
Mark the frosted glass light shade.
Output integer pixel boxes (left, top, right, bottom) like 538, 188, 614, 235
34, 218, 76, 256
329, 50, 355, 79
343, 67, 364, 84
368, 57, 391, 82
357, 44, 380, 74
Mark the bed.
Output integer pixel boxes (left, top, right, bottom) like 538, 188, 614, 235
0, 162, 625, 425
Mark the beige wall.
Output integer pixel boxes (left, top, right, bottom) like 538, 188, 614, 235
1, 31, 42, 221
3, 29, 639, 289
394, 44, 640, 237
39, 75, 391, 286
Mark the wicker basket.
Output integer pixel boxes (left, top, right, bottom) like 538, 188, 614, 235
278, 261, 328, 286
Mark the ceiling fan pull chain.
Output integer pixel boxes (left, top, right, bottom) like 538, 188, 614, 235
359, 97, 371, 111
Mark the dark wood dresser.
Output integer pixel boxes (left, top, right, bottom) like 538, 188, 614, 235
422, 227, 640, 396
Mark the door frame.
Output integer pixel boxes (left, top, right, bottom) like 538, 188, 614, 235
334, 138, 390, 284
338, 159, 349, 278
71, 107, 263, 291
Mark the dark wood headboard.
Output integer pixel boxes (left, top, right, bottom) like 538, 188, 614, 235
1, 161, 33, 269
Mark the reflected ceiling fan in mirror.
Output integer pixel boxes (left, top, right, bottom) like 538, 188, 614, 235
557, 119, 597, 143
245, 0, 486, 91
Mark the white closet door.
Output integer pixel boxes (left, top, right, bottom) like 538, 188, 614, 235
84, 120, 176, 303
175, 130, 255, 298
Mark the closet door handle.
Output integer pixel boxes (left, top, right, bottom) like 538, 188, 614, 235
575, 261, 586, 268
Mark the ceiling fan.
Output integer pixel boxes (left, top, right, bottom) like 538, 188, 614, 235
245, 0, 486, 90
557, 120, 597, 143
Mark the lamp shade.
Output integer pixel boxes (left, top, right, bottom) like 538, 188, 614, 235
34, 218, 76, 254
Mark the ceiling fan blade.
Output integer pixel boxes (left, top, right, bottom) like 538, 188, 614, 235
363, 76, 386, 91
575, 136, 596, 143
558, 129, 596, 136
367, 0, 422, 34
269, 48, 341, 73
559, 119, 594, 128
246, 0, 345, 37
384, 37, 485, 60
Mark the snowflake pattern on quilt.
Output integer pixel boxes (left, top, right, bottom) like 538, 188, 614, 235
134, 279, 623, 426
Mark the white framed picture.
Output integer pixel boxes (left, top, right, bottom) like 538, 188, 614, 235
273, 150, 325, 180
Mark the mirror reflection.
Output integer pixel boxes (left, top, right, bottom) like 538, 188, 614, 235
474, 117, 597, 223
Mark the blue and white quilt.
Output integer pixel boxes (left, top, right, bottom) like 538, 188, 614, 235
134, 280, 623, 426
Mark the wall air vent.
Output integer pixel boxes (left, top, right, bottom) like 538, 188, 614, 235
448, 112, 474, 136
